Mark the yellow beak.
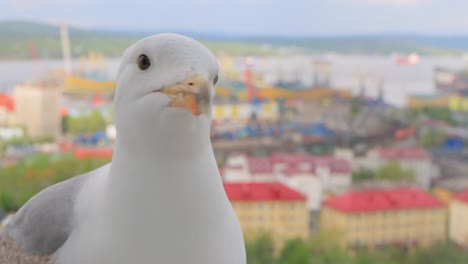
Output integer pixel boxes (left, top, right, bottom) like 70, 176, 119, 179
159, 74, 210, 116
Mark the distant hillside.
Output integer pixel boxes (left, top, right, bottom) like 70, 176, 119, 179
0, 20, 467, 60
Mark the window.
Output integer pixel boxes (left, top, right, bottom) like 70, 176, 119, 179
258, 203, 265, 210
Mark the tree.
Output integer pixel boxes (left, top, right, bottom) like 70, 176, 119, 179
68, 110, 107, 135
308, 230, 349, 264
277, 238, 309, 264
351, 98, 364, 116
376, 161, 415, 182
420, 129, 445, 148
0, 154, 110, 212
245, 233, 276, 264
352, 169, 377, 182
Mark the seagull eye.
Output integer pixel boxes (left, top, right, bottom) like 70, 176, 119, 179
137, 54, 151, 70
213, 74, 218, 85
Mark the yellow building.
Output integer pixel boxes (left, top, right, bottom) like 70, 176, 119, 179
406, 94, 451, 109
224, 182, 309, 249
432, 187, 455, 204
321, 187, 447, 249
448, 95, 468, 112
432, 177, 468, 204
212, 101, 279, 121
449, 190, 468, 247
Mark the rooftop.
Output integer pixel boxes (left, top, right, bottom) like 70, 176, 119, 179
454, 189, 468, 204
376, 147, 431, 160
325, 187, 444, 213
224, 182, 306, 201
0, 93, 14, 111
74, 147, 113, 159
245, 153, 351, 175
247, 156, 273, 174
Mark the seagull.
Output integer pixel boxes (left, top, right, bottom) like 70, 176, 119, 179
0, 33, 246, 264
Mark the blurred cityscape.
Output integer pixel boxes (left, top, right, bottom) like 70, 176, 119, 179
1, 19, 468, 263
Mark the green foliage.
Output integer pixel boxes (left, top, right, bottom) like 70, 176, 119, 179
352, 168, 377, 182
0, 154, 110, 212
420, 129, 445, 148
376, 161, 415, 182
245, 233, 276, 264
351, 98, 364, 116
410, 107, 458, 126
422, 107, 456, 125
68, 110, 107, 135
245, 233, 468, 264
277, 238, 310, 264
352, 162, 415, 183
0, 21, 464, 60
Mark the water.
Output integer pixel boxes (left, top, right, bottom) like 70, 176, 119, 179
0, 55, 466, 106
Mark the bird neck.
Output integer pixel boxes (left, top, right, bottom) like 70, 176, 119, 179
104, 140, 222, 213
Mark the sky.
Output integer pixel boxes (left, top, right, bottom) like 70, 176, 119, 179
1, 0, 468, 36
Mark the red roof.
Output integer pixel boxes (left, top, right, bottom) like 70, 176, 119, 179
224, 164, 243, 170
377, 147, 431, 160
454, 190, 468, 204
75, 147, 113, 159
270, 153, 311, 163
325, 187, 444, 213
246, 153, 351, 175
394, 127, 416, 139
247, 156, 273, 174
280, 166, 315, 176
0, 93, 14, 111
92, 95, 105, 106
60, 106, 69, 117
224, 182, 306, 201
327, 159, 351, 174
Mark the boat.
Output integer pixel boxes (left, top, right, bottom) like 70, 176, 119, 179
393, 53, 420, 65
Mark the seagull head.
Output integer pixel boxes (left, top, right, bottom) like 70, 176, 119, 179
113, 34, 219, 156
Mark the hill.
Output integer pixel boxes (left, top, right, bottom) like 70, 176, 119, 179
0, 21, 467, 60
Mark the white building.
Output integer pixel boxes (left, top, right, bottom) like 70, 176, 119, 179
352, 147, 436, 190
13, 82, 61, 139
223, 152, 352, 211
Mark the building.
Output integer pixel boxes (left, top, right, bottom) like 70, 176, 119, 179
212, 101, 279, 122
449, 190, 468, 247
407, 94, 451, 109
223, 154, 276, 182
432, 177, 468, 203
354, 147, 436, 190
224, 182, 309, 249
223, 153, 352, 211
321, 187, 446, 249
0, 93, 16, 126
13, 82, 61, 139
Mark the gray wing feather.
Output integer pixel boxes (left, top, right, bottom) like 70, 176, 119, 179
0, 164, 108, 256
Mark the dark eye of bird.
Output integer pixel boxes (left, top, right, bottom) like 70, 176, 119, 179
213, 74, 219, 85
137, 54, 151, 70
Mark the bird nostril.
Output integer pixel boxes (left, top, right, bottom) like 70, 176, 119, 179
188, 82, 194, 86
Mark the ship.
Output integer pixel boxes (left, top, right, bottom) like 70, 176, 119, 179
393, 53, 420, 65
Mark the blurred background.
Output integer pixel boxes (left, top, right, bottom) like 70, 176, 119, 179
1, 0, 468, 263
